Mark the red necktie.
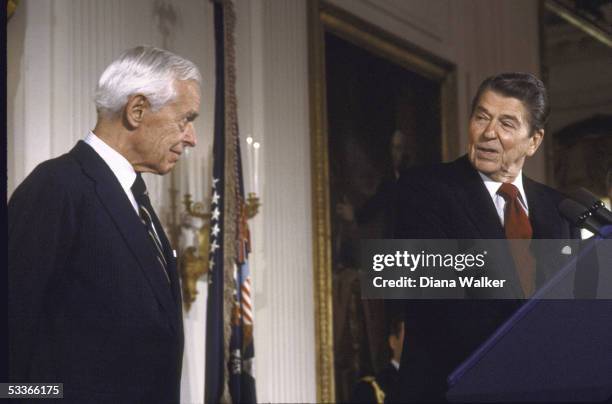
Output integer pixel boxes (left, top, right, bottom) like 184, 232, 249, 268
497, 183, 535, 297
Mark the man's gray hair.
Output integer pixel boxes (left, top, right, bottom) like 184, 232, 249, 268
94, 46, 201, 118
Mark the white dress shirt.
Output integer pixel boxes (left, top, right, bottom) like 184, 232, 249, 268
84, 132, 174, 257
478, 171, 529, 226
84, 131, 139, 214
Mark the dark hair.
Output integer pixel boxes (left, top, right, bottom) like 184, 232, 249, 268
470, 72, 549, 136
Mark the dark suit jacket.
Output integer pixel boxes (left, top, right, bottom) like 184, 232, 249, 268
391, 155, 579, 402
8, 141, 184, 403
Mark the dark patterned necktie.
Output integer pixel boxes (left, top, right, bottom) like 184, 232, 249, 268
497, 182, 535, 297
131, 173, 170, 284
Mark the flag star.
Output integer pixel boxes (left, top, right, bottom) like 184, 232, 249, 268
212, 191, 220, 204
212, 223, 220, 237
210, 240, 220, 253
212, 207, 221, 221
209, 259, 215, 269
212, 178, 220, 189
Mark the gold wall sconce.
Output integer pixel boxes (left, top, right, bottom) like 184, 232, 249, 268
179, 194, 211, 312
178, 136, 262, 310
179, 192, 260, 311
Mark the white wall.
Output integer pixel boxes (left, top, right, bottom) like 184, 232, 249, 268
234, 1, 317, 402
7, 0, 543, 402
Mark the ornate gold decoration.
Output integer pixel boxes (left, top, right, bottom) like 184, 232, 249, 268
177, 190, 260, 312
7, 0, 19, 21
359, 376, 385, 404
179, 194, 211, 311
246, 192, 260, 219
308, 2, 336, 402
308, 2, 458, 402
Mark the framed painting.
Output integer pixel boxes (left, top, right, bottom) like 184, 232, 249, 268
308, 2, 458, 402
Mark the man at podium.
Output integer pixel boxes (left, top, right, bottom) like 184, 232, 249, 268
391, 72, 580, 401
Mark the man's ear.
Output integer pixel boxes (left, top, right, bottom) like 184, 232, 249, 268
526, 129, 544, 157
124, 94, 149, 129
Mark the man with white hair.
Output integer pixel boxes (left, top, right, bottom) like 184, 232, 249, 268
8, 46, 201, 403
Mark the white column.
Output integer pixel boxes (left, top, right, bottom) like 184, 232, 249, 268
254, 0, 317, 402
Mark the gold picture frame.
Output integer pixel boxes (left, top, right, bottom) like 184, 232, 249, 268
308, 2, 458, 402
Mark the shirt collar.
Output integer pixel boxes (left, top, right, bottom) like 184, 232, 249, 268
84, 131, 137, 191
478, 170, 529, 210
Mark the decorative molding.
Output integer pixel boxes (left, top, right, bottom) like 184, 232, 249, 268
326, 0, 453, 60
307, 2, 335, 401
320, 4, 448, 80
544, 0, 612, 48
360, 0, 446, 42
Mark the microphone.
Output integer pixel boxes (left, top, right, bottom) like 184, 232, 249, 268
568, 188, 612, 225
559, 198, 605, 235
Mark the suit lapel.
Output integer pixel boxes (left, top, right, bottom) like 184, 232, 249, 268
70, 141, 178, 333
523, 175, 571, 288
451, 156, 506, 239
523, 176, 562, 239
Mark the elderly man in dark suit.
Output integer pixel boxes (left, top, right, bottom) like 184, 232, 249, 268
391, 73, 579, 401
9, 46, 201, 403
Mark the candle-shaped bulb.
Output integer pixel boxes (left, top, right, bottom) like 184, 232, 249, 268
253, 142, 260, 195
246, 136, 253, 145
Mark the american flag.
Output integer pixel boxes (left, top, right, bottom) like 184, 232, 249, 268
204, 2, 226, 403
228, 143, 256, 403
206, 1, 256, 403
